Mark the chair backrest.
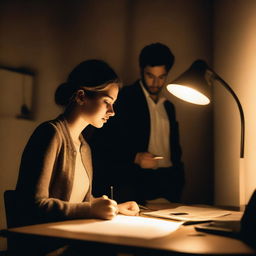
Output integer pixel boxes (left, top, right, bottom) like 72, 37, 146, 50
4, 190, 19, 228
240, 189, 256, 248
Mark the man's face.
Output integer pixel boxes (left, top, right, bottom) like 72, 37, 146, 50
141, 65, 168, 95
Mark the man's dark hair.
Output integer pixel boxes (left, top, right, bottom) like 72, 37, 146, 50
139, 42, 174, 71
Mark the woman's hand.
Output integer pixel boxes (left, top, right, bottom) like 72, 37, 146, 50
117, 201, 140, 216
90, 196, 118, 220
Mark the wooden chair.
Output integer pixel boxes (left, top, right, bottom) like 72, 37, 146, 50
3, 190, 67, 255
3, 190, 22, 255
4, 190, 19, 229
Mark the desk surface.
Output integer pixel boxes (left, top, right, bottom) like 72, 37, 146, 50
4, 204, 256, 255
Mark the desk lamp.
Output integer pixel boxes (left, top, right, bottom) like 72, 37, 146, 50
166, 59, 245, 206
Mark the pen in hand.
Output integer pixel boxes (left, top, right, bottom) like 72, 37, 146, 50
110, 185, 114, 200
103, 185, 113, 200
102, 186, 114, 200
153, 156, 164, 160
103, 186, 118, 216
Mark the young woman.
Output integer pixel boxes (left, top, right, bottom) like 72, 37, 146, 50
15, 59, 139, 228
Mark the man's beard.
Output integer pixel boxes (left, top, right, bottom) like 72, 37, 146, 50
141, 78, 162, 95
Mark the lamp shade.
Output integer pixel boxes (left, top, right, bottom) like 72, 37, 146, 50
167, 60, 211, 105
167, 59, 244, 159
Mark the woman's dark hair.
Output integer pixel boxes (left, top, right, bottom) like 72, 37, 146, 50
55, 59, 120, 106
139, 42, 174, 72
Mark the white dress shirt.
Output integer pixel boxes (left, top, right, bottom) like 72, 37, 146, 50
140, 82, 172, 168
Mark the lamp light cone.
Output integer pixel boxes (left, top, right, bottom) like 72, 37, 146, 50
167, 60, 211, 105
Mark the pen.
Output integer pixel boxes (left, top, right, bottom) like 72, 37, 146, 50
153, 156, 164, 160
138, 204, 153, 211
102, 186, 114, 200
103, 188, 118, 216
169, 212, 188, 216
110, 186, 114, 200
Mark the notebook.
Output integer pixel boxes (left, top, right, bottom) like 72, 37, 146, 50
195, 189, 256, 246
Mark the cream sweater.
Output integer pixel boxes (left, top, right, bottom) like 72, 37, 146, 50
16, 115, 93, 226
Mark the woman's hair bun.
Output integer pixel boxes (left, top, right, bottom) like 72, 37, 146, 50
68, 59, 118, 87
54, 82, 74, 106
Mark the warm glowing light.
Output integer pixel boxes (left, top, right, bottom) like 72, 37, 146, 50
167, 84, 210, 105
50, 215, 182, 239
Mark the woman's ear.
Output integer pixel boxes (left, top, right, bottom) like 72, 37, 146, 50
75, 89, 86, 105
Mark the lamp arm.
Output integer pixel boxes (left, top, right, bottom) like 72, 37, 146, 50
207, 69, 245, 158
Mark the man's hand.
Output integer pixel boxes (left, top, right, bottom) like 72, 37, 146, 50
134, 152, 158, 169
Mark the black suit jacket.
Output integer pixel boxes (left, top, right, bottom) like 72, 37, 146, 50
89, 80, 184, 197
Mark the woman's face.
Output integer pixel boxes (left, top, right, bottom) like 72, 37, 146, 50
81, 83, 119, 128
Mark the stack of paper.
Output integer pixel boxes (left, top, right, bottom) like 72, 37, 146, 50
142, 206, 231, 223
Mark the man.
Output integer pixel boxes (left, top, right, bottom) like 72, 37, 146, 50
90, 43, 185, 204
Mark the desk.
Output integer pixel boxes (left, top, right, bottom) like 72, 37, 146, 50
2, 202, 256, 256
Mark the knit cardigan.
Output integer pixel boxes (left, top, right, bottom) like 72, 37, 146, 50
15, 115, 93, 226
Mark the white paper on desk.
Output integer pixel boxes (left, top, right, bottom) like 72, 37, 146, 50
142, 206, 231, 222
50, 215, 183, 239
